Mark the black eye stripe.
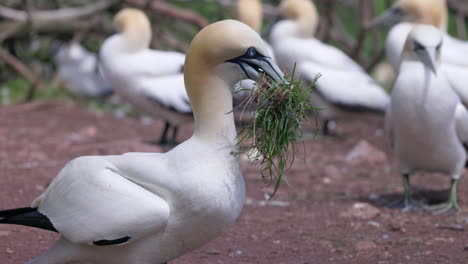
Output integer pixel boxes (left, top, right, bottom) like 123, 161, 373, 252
413, 41, 424, 51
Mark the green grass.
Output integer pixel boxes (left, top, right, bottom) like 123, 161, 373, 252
235, 69, 320, 197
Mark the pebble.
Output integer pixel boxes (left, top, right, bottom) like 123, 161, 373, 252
5, 248, 14, 254
340, 202, 380, 220
355, 241, 377, 251
345, 140, 387, 166
0, 231, 11, 237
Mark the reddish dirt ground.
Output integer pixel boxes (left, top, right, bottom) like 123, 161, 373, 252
1, 101, 468, 264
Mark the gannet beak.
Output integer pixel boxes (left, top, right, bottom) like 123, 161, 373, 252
227, 48, 284, 82
368, 7, 406, 29
417, 48, 438, 75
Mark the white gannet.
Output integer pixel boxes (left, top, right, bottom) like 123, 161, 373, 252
370, 0, 468, 106
56, 42, 112, 98
0, 19, 283, 264
386, 25, 468, 213
271, 0, 389, 135
100, 8, 189, 145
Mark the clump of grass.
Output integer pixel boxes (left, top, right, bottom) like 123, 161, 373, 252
235, 68, 320, 198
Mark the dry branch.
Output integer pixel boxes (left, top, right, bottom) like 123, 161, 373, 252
125, 0, 208, 28
0, 1, 114, 22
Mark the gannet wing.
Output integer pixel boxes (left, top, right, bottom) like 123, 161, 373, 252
442, 35, 468, 67
138, 75, 192, 114
455, 103, 468, 145
290, 38, 366, 73
297, 61, 389, 113
31, 156, 170, 246
131, 50, 186, 78
442, 64, 468, 107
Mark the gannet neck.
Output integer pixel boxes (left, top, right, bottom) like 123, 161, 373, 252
237, 0, 263, 33
399, 0, 447, 31
279, 0, 318, 37
186, 68, 237, 143
114, 8, 152, 52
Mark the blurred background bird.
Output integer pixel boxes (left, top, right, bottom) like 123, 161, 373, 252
100, 8, 191, 145
270, 0, 389, 135
55, 42, 112, 98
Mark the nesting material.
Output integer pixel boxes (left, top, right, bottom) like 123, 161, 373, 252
235, 70, 320, 197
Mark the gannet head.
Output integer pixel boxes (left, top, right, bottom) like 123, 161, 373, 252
113, 8, 152, 51
237, 0, 263, 33
185, 19, 283, 92
370, 0, 447, 31
404, 25, 443, 74
278, 0, 319, 37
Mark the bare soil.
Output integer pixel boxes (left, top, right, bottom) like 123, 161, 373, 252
1, 101, 468, 264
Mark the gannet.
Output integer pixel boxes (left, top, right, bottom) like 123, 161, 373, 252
100, 8, 189, 145
0, 19, 283, 264
270, 0, 389, 135
56, 42, 112, 98
370, 0, 468, 106
386, 25, 468, 213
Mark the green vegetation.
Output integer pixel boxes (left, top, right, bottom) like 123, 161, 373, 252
235, 69, 319, 197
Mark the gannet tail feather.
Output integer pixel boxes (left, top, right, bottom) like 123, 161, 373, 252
0, 207, 57, 232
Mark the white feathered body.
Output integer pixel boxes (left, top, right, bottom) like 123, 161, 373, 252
100, 36, 192, 125
56, 43, 112, 98
29, 138, 245, 264
387, 59, 467, 176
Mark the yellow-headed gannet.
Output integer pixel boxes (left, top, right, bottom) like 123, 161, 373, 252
56, 42, 112, 98
386, 25, 468, 213
100, 8, 189, 145
271, 0, 389, 135
371, 0, 468, 107
0, 19, 284, 264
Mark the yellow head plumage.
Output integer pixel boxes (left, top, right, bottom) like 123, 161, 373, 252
113, 8, 152, 51
279, 0, 319, 36
237, 0, 263, 33
397, 0, 447, 30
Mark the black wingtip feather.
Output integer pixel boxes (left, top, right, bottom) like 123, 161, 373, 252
0, 207, 58, 232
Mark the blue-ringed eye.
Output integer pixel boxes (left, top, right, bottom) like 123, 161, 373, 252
246, 47, 256, 57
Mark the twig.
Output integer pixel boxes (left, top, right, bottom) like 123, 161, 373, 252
351, 0, 372, 61
0, 0, 115, 22
0, 46, 37, 83
124, 0, 208, 28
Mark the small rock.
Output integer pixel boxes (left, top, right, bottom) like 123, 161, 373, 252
345, 140, 387, 166
0, 231, 11, 236
5, 248, 14, 254
341, 202, 380, 220
355, 241, 377, 251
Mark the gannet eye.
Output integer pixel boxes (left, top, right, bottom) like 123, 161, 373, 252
414, 41, 424, 51
246, 47, 257, 57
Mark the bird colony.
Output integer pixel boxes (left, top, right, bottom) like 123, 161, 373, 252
1, 0, 467, 263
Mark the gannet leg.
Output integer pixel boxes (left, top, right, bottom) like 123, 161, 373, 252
389, 173, 424, 211
169, 126, 179, 145
159, 121, 171, 145
322, 120, 330, 136
427, 178, 460, 214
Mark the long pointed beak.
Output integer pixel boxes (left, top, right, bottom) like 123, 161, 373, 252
417, 48, 438, 75
248, 56, 284, 82
368, 7, 406, 29
230, 56, 284, 82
